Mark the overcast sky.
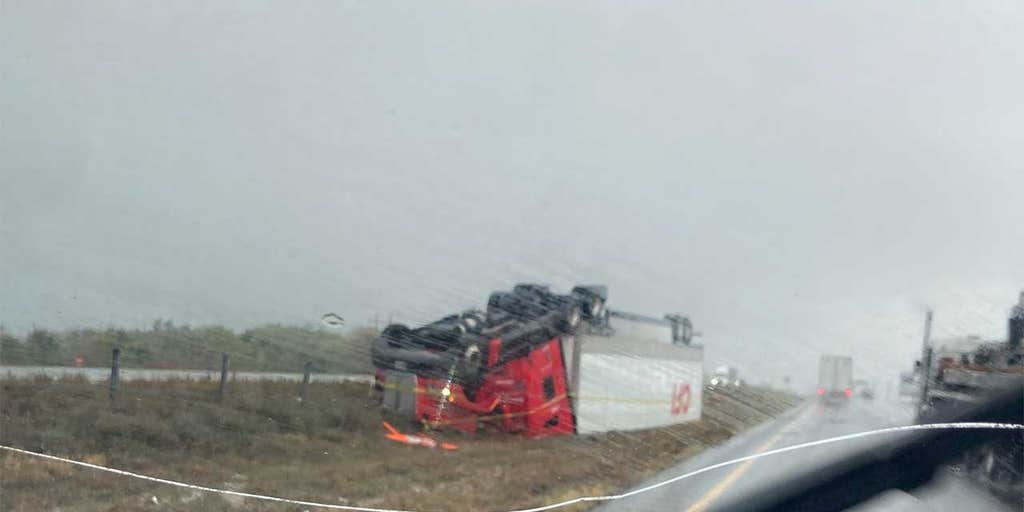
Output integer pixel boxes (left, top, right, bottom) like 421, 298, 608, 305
3, 1, 1022, 387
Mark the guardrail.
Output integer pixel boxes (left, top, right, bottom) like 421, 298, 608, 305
0, 365, 372, 383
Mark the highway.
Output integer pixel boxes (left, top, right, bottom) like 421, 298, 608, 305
596, 394, 1015, 512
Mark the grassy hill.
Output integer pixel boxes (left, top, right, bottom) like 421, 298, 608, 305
0, 322, 375, 374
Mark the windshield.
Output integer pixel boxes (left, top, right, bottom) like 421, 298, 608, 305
2, 2, 1022, 512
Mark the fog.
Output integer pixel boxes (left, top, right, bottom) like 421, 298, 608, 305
3, 1, 1022, 389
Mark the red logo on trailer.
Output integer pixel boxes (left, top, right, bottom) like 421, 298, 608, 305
671, 383, 691, 415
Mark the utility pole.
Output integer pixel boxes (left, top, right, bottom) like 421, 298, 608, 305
299, 361, 313, 406
918, 310, 933, 413
217, 353, 229, 402
110, 347, 121, 402
920, 309, 933, 358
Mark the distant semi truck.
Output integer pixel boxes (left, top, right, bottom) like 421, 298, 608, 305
817, 355, 853, 409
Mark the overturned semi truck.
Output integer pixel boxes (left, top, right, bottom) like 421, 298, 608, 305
371, 284, 703, 437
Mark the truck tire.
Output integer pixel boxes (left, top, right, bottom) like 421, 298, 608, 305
513, 283, 550, 297
678, 317, 694, 345
572, 285, 607, 316
458, 310, 486, 333
487, 292, 512, 325
560, 302, 582, 333
586, 296, 604, 318
442, 341, 483, 400
460, 343, 483, 387
381, 324, 412, 347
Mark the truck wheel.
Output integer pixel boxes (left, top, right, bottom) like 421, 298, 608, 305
462, 344, 482, 378
381, 324, 411, 347
487, 292, 511, 325
513, 283, 549, 297
679, 317, 694, 344
457, 343, 484, 398
560, 302, 582, 333
458, 310, 486, 333
588, 296, 604, 318
571, 287, 603, 319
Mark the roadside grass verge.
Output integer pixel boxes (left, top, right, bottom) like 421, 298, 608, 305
1, 324, 375, 373
1, 377, 800, 511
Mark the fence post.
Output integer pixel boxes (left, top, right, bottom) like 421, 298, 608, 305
217, 353, 230, 402
300, 361, 312, 406
109, 347, 120, 402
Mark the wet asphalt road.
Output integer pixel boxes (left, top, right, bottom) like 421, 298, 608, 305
595, 394, 1015, 512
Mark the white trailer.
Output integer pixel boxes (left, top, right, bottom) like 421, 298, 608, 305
564, 311, 704, 434
818, 355, 853, 408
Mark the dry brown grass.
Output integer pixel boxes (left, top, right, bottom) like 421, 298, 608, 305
0, 377, 800, 511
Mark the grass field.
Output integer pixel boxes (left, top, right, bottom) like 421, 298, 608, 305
0, 376, 800, 511
0, 324, 375, 374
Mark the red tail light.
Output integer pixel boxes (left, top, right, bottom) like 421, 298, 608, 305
844, 388, 853, 397
817, 387, 826, 396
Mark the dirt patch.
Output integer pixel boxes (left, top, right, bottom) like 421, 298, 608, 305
0, 377, 800, 511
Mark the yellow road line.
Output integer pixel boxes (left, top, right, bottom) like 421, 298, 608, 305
685, 432, 784, 512
685, 406, 812, 512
